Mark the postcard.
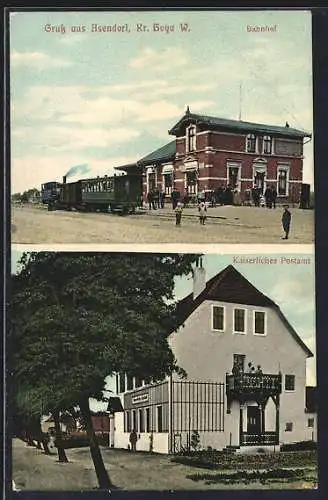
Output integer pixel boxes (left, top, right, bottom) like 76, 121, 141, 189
10, 250, 317, 490
9, 9, 313, 245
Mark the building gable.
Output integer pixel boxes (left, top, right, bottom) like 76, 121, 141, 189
175, 265, 313, 358
168, 108, 311, 139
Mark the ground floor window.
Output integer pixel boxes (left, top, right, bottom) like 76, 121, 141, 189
228, 166, 240, 189
308, 418, 314, 428
147, 172, 156, 192
132, 410, 137, 432
157, 405, 163, 432
145, 407, 151, 432
278, 169, 288, 196
125, 411, 131, 432
163, 173, 173, 195
285, 374, 295, 391
185, 171, 197, 195
139, 409, 145, 432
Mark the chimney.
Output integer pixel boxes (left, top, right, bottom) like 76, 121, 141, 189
63, 175, 67, 184
193, 257, 206, 300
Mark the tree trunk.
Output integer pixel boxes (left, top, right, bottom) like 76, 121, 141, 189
53, 409, 69, 463
79, 398, 112, 489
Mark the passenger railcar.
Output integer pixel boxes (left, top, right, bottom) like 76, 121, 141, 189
46, 174, 142, 214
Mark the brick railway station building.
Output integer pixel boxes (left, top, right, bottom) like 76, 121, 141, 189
116, 107, 311, 205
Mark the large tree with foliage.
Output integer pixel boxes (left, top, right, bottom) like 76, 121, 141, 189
11, 252, 200, 489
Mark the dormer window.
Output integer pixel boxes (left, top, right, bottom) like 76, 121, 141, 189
246, 134, 256, 153
263, 135, 272, 154
186, 125, 196, 152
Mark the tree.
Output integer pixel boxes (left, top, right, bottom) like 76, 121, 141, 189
11, 252, 200, 489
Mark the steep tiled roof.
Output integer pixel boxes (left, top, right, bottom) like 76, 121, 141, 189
175, 265, 313, 358
169, 111, 311, 138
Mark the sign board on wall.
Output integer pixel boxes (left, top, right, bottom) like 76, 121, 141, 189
132, 394, 149, 404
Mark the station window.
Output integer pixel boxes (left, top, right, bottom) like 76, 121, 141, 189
119, 374, 126, 393
127, 375, 134, 390
234, 309, 246, 334
285, 374, 295, 391
246, 134, 256, 153
212, 306, 224, 331
186, 125, 196, 152
263, 135, 273, 154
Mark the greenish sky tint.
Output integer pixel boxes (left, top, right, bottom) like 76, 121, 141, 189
10, 10, 313, 194
11, 250, 316, 404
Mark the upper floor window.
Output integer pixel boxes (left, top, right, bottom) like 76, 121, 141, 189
127, 375, 134, 390
246, 134, 256, 153
254, 311, 266, 335
234, 308, 246, 334
186, 125, 196, 152
285, 422, 293, 432
285, 374, 295, 391
233, 354, 245, 372
212, 305, 225, 331
263, 135, 273, 154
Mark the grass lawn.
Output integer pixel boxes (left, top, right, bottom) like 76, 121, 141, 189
12, 438, 318, 491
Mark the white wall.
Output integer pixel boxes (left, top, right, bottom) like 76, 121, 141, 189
169, 299, 309, 446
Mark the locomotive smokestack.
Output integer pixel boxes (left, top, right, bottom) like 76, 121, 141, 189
63, 175, 67, 184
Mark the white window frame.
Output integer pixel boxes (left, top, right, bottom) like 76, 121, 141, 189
262, 135, 273, 155
284, 374, 296, 392
233, 307, 247, 334
253, 310, 267, 336
277, 166, 290, 197
226, 162, 242, 190
162, 172, 173, 195
186, 124, 197, 153
246, 133, 258, 154
146, 166, 157, 193
211, 304, 225, 332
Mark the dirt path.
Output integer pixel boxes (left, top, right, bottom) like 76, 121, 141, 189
11, 205, 314, 244
12, 439, 317, 491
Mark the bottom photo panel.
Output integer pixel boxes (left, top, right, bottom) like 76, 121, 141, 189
10, 250, 317, 491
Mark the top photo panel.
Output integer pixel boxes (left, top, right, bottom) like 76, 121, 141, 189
10, 10, 314, 245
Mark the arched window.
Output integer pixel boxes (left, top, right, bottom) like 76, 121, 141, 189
263, 135, 272, 154
246, 134, 256, 153
186, 125, 196, 152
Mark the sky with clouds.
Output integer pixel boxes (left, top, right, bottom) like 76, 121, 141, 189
10, 10, 313, 194
11, 250, 316, 410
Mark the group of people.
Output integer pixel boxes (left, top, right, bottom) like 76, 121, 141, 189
175, 201, 207, 227
251, 185, 278, 208
146, 189, 165, 210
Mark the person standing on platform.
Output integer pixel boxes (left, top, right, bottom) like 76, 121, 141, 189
282, 205, 291, 239
198, 202, 207, 225
175, 202, 183, 226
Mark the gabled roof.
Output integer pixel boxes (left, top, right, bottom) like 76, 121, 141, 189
136, 140, 176, 166
175, 265, 313, 358
169, 109, 311, 139
305, 386, 317, 413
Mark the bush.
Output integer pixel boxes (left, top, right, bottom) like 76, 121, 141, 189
280, 441, 317, 452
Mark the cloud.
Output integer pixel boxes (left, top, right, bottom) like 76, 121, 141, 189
270, 277, 315, 320
12, 124, 141, 152
11, 50, 72, 69
129, 47, 188, 72
11, 154, 138, 194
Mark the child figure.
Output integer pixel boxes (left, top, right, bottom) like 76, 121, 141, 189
282, 205, 291, 239
175, 202, 183, 226
198, 202, 207, 225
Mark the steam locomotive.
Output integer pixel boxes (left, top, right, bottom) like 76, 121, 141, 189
41, 174, 142, 214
